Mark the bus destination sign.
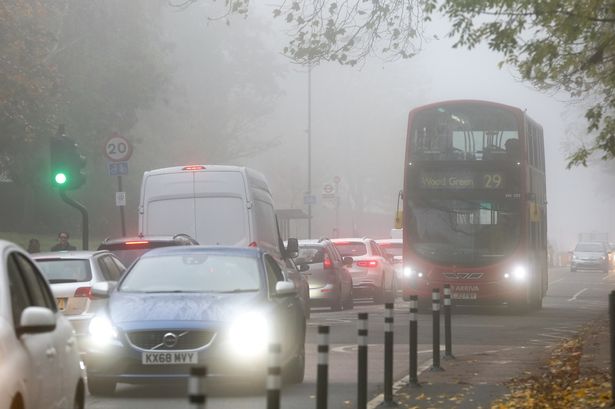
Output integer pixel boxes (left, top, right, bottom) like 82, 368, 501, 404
418, 169, 505, 190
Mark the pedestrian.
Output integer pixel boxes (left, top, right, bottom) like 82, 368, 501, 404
50, 231, 77, 251
27, 238, 40, 253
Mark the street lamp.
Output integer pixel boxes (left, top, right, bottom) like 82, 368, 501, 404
307, 62, 312, 239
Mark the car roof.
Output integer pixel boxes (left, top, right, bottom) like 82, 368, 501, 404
140, 245, 262, 258
297, 240, 325, 246
575, 241, 607, 248
332, 237, 371, 243
0, 240, 26, 254
33, 250, 108, 260
376, 239, 402, 244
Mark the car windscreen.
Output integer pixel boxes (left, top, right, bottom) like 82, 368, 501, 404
35, 259, 92, 283
296, 246, 324, 264
334, 242, 367, 257
120, 253, 261, 293
575, 243, 605, 252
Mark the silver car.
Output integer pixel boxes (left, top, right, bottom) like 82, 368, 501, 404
570, 242, 610, 273
295, 239, 354, 311
332, 238, 397, 304
33, 250, 125, 351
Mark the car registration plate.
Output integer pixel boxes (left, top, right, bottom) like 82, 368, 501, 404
56, 297, 67, 311
142, 351, 198, 365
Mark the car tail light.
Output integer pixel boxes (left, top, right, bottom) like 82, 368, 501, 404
125, 241, 149, 245
74, 287, 92, 299
182, 165, 206, 171
323, 255, 333, 269
356, 260, 379, 268
248, 241, 257, 247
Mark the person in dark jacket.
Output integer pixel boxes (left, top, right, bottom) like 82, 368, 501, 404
27, 238, 40, 253
50, 231, 77, 251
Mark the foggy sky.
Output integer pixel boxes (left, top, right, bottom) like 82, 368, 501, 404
135, 4, 614, 249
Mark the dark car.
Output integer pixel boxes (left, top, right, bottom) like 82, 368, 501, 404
83, 246, 306, 395
97, 234, 198, 267
294, 239, 353, 311
571, 241, 610, 273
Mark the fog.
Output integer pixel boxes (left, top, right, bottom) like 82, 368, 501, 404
32, 2, 612, 250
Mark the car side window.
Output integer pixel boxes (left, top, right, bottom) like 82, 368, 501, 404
264, 255, 284, 295
369, 241, 380, 257
13, 253, 56, 311
111, 257, 126, 278
328, 244, 342, 264
7, 254, 31, 327
98, 255, 122, 281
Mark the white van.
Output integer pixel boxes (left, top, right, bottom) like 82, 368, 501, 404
138, 165, 287, 257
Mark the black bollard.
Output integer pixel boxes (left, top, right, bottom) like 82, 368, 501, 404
383, 302, 397, 405
317, 325, 330, 409
431, 288, 443, 371
357, 312, 369, 409
267, 343, 282, 409
409, 295, 419, 386
443, 284, 454, 359
610, 291, 615, 407
188, 366, 207, 409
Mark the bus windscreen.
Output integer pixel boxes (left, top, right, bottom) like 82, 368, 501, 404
406, 198, 520, 266
409, 105, 520, 161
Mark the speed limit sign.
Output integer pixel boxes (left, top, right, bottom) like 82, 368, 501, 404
104, 133, 133, 162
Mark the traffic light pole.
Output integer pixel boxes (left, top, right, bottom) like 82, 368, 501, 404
59, 191, 89, 250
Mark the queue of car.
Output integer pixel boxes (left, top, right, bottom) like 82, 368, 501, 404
1, 166, 406, 404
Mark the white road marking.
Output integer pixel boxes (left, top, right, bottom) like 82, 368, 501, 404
568, 288, 588, 301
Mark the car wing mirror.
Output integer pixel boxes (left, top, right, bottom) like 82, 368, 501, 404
297, 263, 310, 272
91, 281, 116, 298
17, 306, 56, 337
275, 281, 297, 297
286, 238, 299, 259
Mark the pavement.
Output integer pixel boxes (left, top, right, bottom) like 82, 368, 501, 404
367, 313, 612, 409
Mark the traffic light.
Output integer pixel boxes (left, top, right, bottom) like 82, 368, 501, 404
50, 125, 86, 190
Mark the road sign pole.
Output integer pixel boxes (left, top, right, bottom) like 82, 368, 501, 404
117, 175, 126, 236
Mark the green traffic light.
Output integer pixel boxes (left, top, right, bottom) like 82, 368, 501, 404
54, 172, 67, 185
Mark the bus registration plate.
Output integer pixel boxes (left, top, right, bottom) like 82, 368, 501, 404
451, 285, 479, 300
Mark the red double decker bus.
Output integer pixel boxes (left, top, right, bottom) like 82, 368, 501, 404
401, 100, 547, 310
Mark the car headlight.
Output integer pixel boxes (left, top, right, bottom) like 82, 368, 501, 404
509, 265, 527, 282
88, 315, 118, 346
228, 311, 270, 358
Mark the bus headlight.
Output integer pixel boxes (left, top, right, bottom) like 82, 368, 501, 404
228, 311, 270, 358
403, 266, 414, 278
403, 266, 423, 278
511, 265, 527, 282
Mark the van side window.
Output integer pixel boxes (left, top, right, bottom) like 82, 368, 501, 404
254, 200, 278, 252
